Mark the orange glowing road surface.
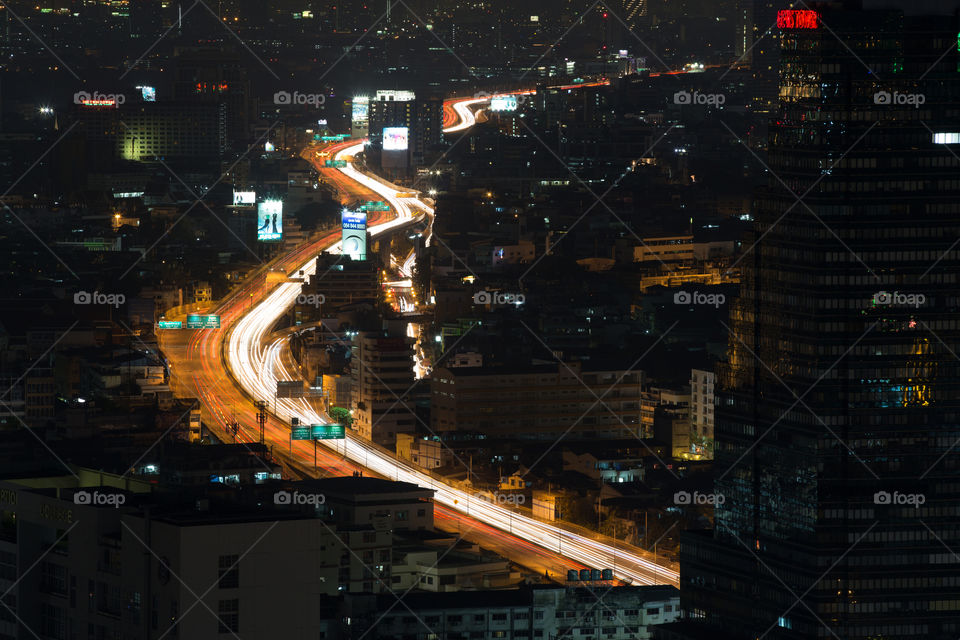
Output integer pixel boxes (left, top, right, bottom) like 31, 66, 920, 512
161, 83, 679, 587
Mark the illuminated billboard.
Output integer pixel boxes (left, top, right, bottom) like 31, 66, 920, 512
382, 127, 409, 151
257, 200, 283, 241
342, 210, 367, 261
352, 97, 369, 122
233, 191, 256, 205
139, 86, 157, 102
490, 96, 518, 112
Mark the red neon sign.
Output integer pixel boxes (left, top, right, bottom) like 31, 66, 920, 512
777, 9, 818, 29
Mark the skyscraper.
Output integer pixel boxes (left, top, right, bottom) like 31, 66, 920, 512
682, 2, 960, 638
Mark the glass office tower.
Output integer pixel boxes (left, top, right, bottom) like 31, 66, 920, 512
681, 2, 960, 638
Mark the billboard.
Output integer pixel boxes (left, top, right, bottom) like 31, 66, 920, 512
351, 97, 369, 122
342, 210, 367, 261
258, 200, 283, 241
382, 127, 409, 151
352, 96, 369, 138
139, 86, 157, 102
490, 95, 518, 111
233, 190, 256, 205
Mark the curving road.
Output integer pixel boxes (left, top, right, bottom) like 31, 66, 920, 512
161, 87, 679, 587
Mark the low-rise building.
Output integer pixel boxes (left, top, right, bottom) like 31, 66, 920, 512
431, 362, 645, 439
343, 584, 681, 640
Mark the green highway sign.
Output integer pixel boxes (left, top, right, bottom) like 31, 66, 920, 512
324, 159, 347, 168
186, 314, 221, 329
311, 424, 345, 440
360, 201, 390, 212
158, 320, 182, 329
291, 426, 312, 441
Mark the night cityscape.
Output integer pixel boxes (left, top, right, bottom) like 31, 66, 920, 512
0, 0, 957, 638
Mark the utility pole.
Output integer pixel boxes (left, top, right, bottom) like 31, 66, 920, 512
254, 400, 267, 445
